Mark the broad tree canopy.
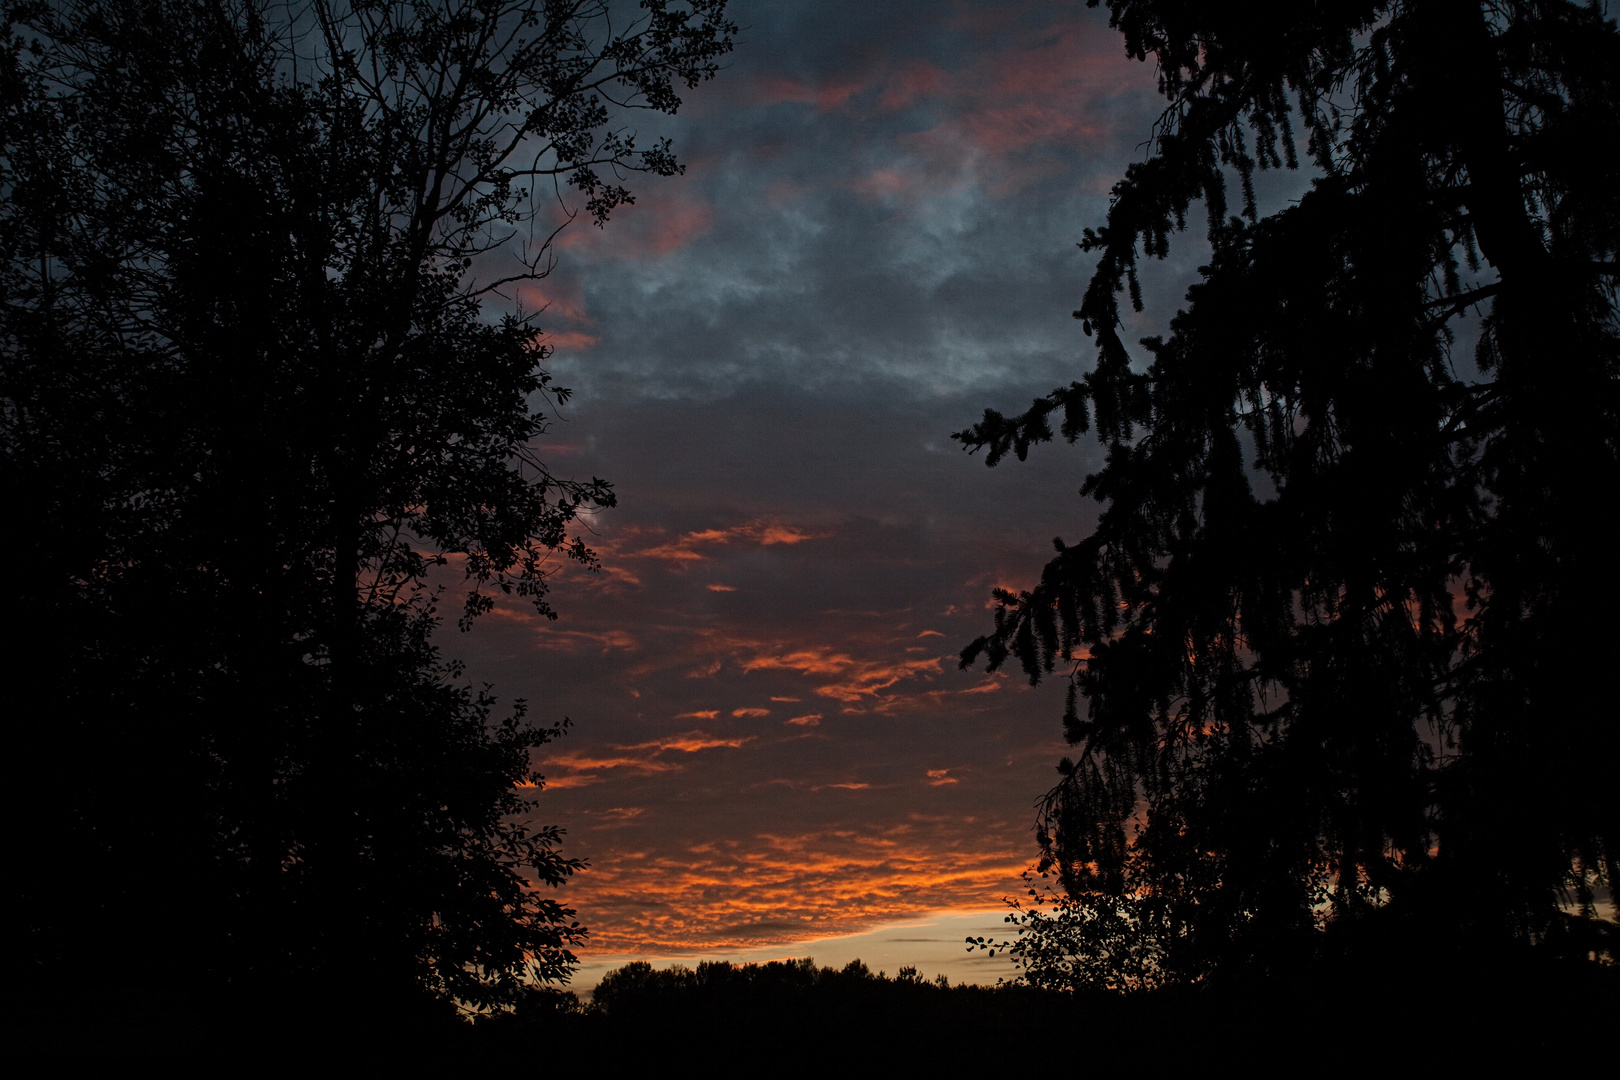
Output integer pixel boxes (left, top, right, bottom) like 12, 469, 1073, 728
4, 0, 732, 1026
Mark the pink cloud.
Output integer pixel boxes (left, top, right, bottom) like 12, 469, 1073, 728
815, 78, 867, 113
749, 72, 870, 114
852, 168, 914, 200
751, 74, 820, 106
765, 178, 807, 206
644, 197, 715, 256
843, 21, 1148, 199
942, 26, 1140, 159
554, 185, 714, 260
518, 279, 593, 324
877, 59, 946, 110
543, 329, 601, 352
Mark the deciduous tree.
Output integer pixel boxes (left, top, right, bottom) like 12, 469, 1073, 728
3, 0, 732, 1027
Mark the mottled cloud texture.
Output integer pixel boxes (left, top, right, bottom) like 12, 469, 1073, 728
453, 0, 1187, 974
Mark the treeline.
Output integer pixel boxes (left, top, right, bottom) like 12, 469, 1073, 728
20, 949, 1615, 1062
463, 953, 1615, 1071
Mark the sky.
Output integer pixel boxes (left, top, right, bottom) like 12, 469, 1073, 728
451, 0, 1201, 989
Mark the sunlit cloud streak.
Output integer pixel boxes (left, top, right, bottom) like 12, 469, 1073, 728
631, 519, 820, 563
561, 822, 1036, 953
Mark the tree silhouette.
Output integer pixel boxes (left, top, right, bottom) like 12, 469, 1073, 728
959, 0, 1618, 984
3, 0, 732, 1029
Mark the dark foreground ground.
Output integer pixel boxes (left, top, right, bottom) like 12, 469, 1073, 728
13, 948, 1616, 1068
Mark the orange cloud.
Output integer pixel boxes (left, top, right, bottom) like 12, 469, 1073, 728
814, 659, 945, 703
756, 524, 814, 546
538, 750, 680, 781
594, 563, 646, 590
741, 647, 945, 704
739, 648, 851, 678
732, 707, 771, 718
541, 730, 752, 789
707, 583, 738, 592
926, 769, 958, 787
633, 519, 821, 563
785, 714, 822, 727
675, 710, 720, 720
558, 825, 1035, 953
621, 732, 754, 754
543, 774, 608, 790
532, 627, 639, 653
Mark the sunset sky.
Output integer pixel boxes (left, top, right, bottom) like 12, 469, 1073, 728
452, 0, 1205, 988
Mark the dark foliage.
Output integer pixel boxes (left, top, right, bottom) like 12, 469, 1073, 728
15, 950, 1616, 1063
959, 0, 1619, 985
3, 0, 732, 1029
466, 956, 1616, 1071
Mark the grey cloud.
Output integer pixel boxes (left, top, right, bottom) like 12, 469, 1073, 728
529, 0, 1165, 401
